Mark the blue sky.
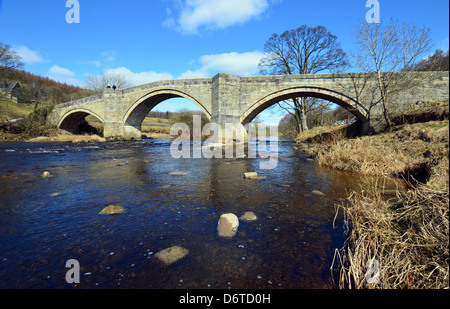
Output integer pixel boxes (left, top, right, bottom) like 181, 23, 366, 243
0, 0, 449, 123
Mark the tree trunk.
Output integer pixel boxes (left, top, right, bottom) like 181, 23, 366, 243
300, 97, 309, 131
376, 72, 392, 128
294, 108, 302, 134
290, 97, 310, 133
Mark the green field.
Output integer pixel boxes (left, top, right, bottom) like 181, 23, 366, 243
0, 99, 34, 121
141, 117, 171, 133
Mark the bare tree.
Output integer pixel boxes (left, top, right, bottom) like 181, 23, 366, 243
414, 49, 449, 72
85, 72, 131, 92
0, 43, 24, 118
352, 19, 434, 128
0, 43, 24, 77
259, 25, 348, 133
28, 80, 47, 111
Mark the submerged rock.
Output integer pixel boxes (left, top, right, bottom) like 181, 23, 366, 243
240, 211, 257, 222
311, 190, 326, 196
217, 213, 239, 238
169, 171, 188, 176
42, 171, 52, 178
155, 245, 189, 265
243, 172, 258, 179
99, 205, 127, 215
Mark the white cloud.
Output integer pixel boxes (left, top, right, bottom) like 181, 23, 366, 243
48, 65, 76, 77
178, 69, 209, 79
164, 0, 270, 34
87, 51, 263, 88
199, 51, 264, 76
47, 65, 83, 87
13, 45, 46, 64
179, 51, 265, 78
104, 67, 173, 86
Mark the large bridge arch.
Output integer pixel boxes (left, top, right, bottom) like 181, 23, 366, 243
58, 108, 104, 135
241, 86, 369, 125
122, 89, 211, 140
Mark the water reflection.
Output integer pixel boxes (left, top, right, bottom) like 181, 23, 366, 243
0, 140, 401, 289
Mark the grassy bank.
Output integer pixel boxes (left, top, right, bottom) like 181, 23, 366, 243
301, 114, 449, 288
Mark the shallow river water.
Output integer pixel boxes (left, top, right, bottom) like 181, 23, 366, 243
0, 139, 391, 289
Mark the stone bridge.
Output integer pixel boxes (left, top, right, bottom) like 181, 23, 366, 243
48, 71, 449, 140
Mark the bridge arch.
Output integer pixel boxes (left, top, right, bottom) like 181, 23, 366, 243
241, 86, 369, 125
123, 89, 210, 139
58, 108, 104, 135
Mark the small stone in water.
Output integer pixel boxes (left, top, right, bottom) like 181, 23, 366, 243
155, 246, 189, 266
42, 171, 52, 178
311, 190, 326, 196
240, 211, 257, 222
99, 205, 126, 215
243, 172, 258, 179
169, 171, 188, 176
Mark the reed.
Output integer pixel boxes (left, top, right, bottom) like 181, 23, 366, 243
331, 157, 448, 289
318, 121, 449, 289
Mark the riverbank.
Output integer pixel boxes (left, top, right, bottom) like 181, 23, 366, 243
0, 125, 174, 143
300, 116, 449, 288
25, 131, 174, 143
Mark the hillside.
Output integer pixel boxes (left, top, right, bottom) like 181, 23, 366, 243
1, 67, 95, 110
1, 66, 91, 98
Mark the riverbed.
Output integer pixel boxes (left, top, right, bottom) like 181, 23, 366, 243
0, 139, 387, 289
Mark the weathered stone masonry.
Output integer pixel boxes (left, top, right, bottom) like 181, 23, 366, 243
48, 71, 449, 140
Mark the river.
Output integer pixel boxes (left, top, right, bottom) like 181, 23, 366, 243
0, 138, 382, 289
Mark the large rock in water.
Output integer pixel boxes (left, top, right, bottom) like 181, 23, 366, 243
217, 213, 239, 238
155, 246, 189, 265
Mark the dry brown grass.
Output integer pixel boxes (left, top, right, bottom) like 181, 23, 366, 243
312, 130, 413, 176
325, 121, 449, 289
332, 172, 449, 289
311, 121, 449, 178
